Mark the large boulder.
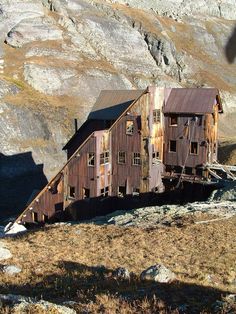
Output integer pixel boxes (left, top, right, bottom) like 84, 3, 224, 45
5, 17, 63, 48
140, 264, 176, 283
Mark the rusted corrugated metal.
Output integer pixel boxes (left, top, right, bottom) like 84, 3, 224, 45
164, 88, 219, 114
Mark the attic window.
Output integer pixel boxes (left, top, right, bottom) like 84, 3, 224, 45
170, 115, 178, 126
68, 186, 75, 198
126, 120, 134, 135
100, 151, 109, 165
169, 140, 177, 152
153, 109, 160, 123
190, 142, 198, 155
118, 151, 126, 164
88, 153, 95, 166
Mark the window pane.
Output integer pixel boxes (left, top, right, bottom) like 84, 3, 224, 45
88, 153, 95, 166
133, 152, 141, 165
118, 151, 126, 164
153, 109, 160, 123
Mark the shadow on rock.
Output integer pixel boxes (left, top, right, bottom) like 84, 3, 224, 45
0, 152, 48, 223
225, 26, 236, 64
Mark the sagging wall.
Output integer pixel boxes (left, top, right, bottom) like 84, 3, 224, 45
110, 88, 165, 195
163, 106, 218, 170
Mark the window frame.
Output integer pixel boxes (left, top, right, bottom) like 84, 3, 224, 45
152, 151, 160, 164
118, 151, 126, 164
132, 152, 141, 166
190, 141, 199, 155
88, 152, 95, 167
153, 109, 161, 123
68, 185, 76, 199
169, 115, 178, 126
101, 186, 109, 197
100, 151, 110, 165
126, 120, 134, 135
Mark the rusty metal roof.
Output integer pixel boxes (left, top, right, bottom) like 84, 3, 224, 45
164, 88, 222, 114
88, 89, 144, 120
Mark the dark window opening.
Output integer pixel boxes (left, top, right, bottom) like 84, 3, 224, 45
55, 202, 63, 212
185, 167, 193, 175
32, 212, 38, 222
101, 186, 109, 197
100, 151, 109, 165
152, 151, 160, 164
126, 120, 134, 135
153, 109, 161, 123
83, 188, 90, 199
170, 115, 178, 126
88, 153, 95, 166
118, 186, 126, 197
196, 168, 203, 176
118, 151, 126, 164
190, 142, 198, 155
169, 140, 177, 152
132, 152, 141, 165
68, 186, 75, 198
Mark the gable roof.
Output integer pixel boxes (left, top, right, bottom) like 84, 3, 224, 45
163, 88, 223, 114
88, 89, 144, 120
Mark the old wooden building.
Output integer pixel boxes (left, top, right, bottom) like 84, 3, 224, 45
16, 86, 228, 224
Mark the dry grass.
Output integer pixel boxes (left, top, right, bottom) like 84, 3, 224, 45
0, 216, 235, 313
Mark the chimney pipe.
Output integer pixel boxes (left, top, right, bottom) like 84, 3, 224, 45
74, 119, 78, 132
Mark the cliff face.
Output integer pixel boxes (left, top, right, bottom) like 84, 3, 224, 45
0, 0, 236, 183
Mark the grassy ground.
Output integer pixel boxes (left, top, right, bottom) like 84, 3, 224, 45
0, 214, 236, 313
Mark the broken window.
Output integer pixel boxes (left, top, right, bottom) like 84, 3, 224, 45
132, 152, 141, 165
152, 151, 160, 164
32, 212, 38, 222
68, 186, 75, 198
118, 186, 126, 197
83, 188, 90, 199
88, 153, 95, 166
169, 115, 178, 126
190, 142, 198, 154
169, 140, 177, 152
118, 151, 126, 164
153, 109, 160, 123
126, 120, 134, 135
101, 186, 109, 197
190, 142, 198, 155
100, 151, 109, 165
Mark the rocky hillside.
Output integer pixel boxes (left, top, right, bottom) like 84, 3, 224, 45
0, 0, 236, 213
